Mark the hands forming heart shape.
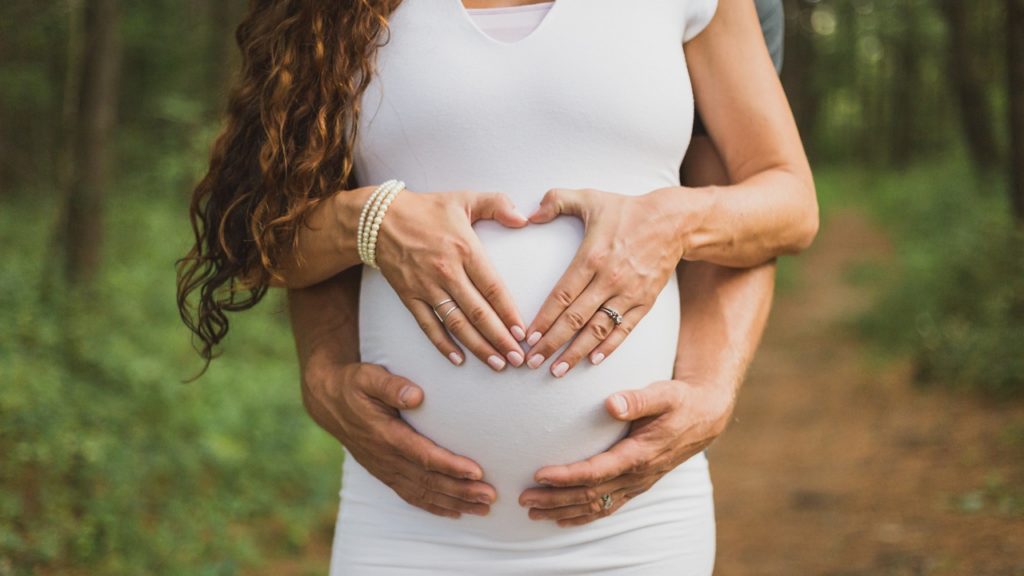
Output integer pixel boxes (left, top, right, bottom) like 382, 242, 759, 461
375, 185, 697, 377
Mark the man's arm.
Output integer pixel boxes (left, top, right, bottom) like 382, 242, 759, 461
519, 135, 775, 525
287, 270, 497, 518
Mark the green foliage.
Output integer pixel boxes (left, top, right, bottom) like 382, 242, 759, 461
0, 187, 340, 575
850, 160, 1024, 398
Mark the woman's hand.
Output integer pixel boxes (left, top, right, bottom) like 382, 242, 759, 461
522, 186, 707, 376
519, 378, 732, 526
373, 190, 529, 370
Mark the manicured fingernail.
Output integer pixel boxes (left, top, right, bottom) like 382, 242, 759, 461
399, 386, 413, 408
552, 362, 569, 378
511, 325, 526, 341
611, 394, 628, 417
487, 355, 506, 371
536, 476, 551, 486
448, 352, 463, 366
464, 470, 482, 481
527, 354, 545, 369
527, 331, 542, 346
590, 352, 605, 365
507, 350, 524, 367
520, 499, 536, 508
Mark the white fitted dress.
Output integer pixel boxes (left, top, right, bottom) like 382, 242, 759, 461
332, 1, 719, 573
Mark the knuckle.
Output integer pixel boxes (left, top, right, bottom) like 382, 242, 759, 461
430, 258, 456, 281
605, 269, 627, 291
466, 305, 488, 325
583, 487, 600, 504
445, 313, 467, 332
419, 470, 438, 490
414, 483, 432, 504
589, 500, 603, 514
564, 309, 588, 331
419, 452, 439, 473
553, 288, 575, 308
583, 249, 608, 271
627, 454, 647, 474
588, 320, 611, 341
478, 280, 503, 304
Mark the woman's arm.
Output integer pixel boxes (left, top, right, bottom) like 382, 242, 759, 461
522, 0, 815, 376
272, 186, 531, 371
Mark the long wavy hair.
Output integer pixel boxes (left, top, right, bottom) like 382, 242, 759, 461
176, 0, 402, 372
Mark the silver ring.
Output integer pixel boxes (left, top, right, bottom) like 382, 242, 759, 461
600, 493, 613, 511
598, 305, 623, 326
440, 304, 461, 324
432, 298, 456, 322
432, 298, 454, 312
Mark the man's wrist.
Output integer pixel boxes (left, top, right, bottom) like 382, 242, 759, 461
647, 185, 718, 261
671, 375, 739, 431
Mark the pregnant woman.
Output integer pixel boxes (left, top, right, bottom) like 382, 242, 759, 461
177, 0, 816, 574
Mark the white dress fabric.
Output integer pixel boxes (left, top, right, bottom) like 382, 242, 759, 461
333, 0, 719, 574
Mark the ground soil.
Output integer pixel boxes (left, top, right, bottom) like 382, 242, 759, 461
256, 209, 1024, 576
711, 209, 1024, 576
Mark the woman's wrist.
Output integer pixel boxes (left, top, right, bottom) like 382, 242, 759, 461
331, 185, 377, 260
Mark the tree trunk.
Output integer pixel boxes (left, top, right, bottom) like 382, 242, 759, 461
208, 0, 241, 104
781, 0, 818, 157
890, 3, 920, 167
64, 0, 121, 284
941, 0, 1001, 171
1009, 0, 1024, 224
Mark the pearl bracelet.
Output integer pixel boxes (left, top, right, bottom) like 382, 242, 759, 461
357, 179, 405, 269
356, 180, 395, 263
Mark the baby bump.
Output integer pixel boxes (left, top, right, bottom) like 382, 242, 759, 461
358, 217, 681, 539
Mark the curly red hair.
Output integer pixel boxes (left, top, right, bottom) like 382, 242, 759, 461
177, 0, 402, 371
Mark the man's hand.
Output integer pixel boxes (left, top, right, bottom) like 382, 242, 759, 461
301, 359, 497, 519
518, 378, 733, 527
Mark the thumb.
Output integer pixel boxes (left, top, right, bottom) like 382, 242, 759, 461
362, 364, 424, 410
606, 381, 678, 421
468, 192, 528, 228
528, 188, 585, 224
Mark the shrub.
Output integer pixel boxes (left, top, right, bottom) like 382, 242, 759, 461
853, 161, 1024, 399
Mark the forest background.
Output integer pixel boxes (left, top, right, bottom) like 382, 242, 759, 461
1, 0, 1022, 574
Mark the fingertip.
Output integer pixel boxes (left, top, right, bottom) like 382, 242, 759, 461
607, 394, 629, 419
399, 384, 424, 408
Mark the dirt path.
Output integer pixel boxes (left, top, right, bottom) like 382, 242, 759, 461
711, 209, 1024, 576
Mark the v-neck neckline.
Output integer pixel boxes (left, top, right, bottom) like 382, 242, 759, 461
449, 0, 566, 47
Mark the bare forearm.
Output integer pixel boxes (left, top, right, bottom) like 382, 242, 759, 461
651, 168, 816, 268
688, 169, 816, 265
273, 186, 377, 289
671, 135, 776, 425
287, 267, 362, 437
673, 261, 774, 412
